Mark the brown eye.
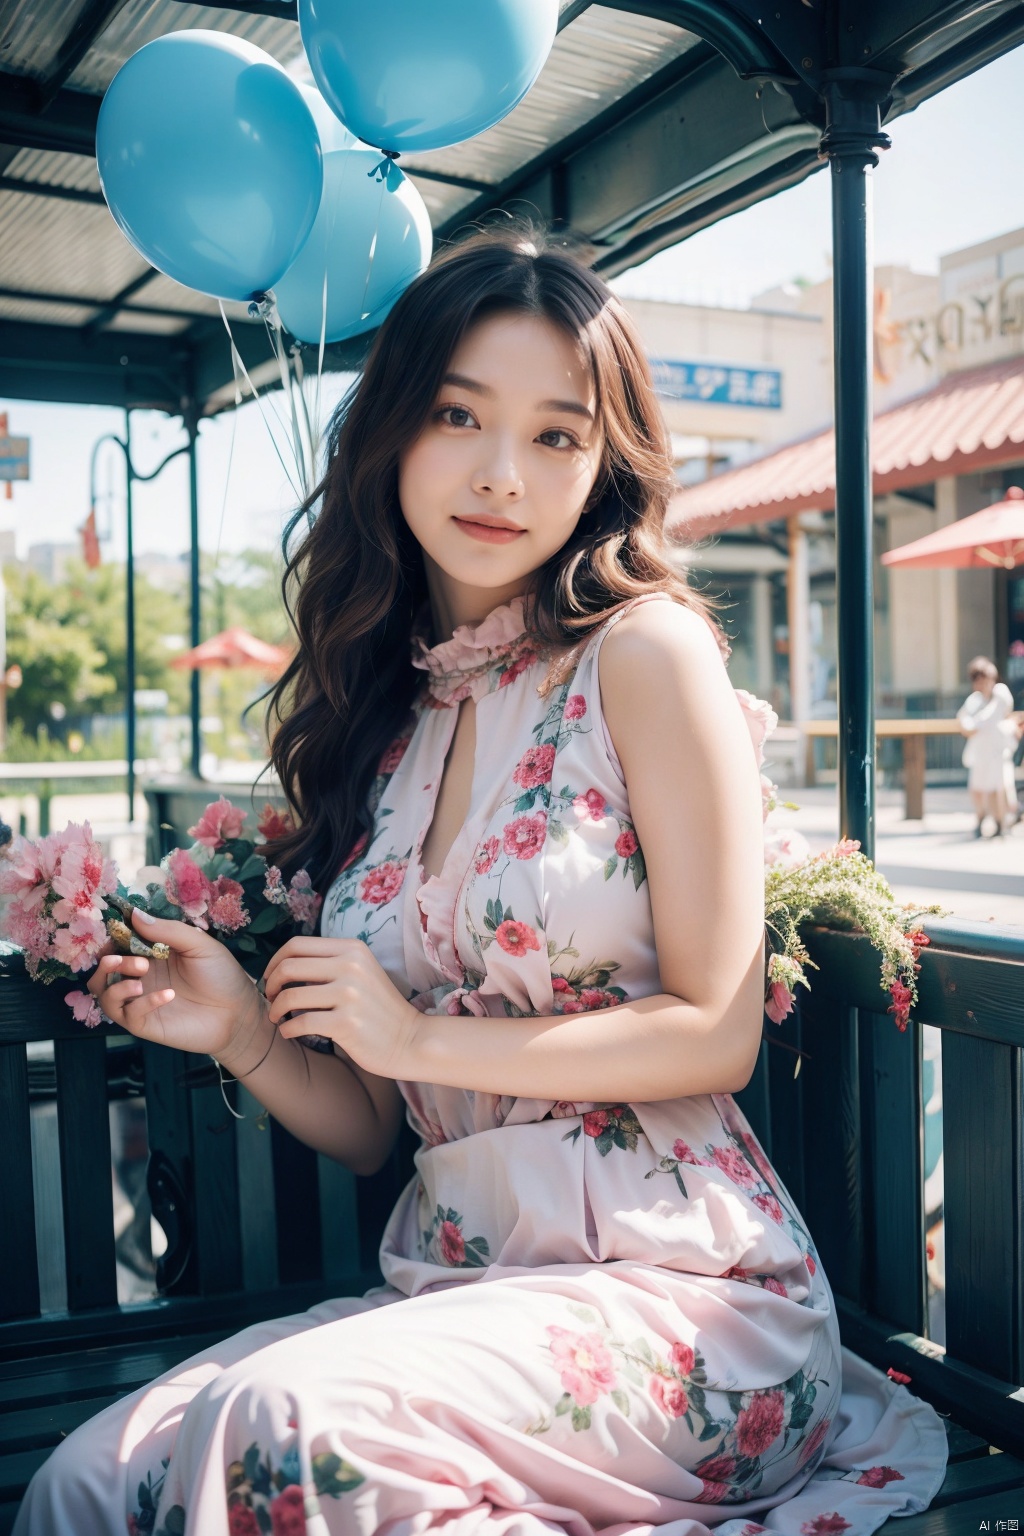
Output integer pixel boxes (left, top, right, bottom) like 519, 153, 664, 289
538, 428, 579, 450
436, 405, 477, 429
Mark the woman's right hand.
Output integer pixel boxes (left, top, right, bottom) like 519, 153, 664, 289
85, 906, 267, 1068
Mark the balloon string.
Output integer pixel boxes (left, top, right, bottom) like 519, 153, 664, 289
218, 300, 303, 503
212, 388, 239, 569
359, 168, 389, 326
263, 308, 308, 499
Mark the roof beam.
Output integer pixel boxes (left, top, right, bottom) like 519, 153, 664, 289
0, 76, 99, 155
0, 175, 104, 205
0, 284, 215, 323
82, 269, 165, 334
34, 0, 135, 112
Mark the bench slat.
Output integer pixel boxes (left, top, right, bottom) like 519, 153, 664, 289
876, 1483, 1023, 1534
0, 1042, 39, 1321
863, 1010, 928, 1333
0, 1332, 230, 1411
928, 1450, 1024, 1506
54, 1035, 117, 1312
189, 1081, 243, 1294
0, 1393, 126, 1453
943, 1029, 1023, 1381
800, 999, 865, 1303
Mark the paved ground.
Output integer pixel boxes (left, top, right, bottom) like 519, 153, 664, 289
767, 784, 1024, 926
4, 781, 1023, 927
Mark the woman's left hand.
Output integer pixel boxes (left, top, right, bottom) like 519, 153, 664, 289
261, 937, 421, 1081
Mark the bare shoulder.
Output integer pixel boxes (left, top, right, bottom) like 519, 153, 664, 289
599, 597, 725, 692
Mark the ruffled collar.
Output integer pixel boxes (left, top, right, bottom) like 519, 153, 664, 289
411, 596, 539, 705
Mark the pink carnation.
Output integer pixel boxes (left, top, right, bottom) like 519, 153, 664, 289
474, 837, 501, 875
564, 694, 587, 721
378, 736, 412, 775
187, 796, 247, 849
752, 1192, 785, 1225
800, 1517, 851, 1536
207, 876, 249, 933
51, 911, 107, 972
438, 1220, 465, 1265
165, 847, 212, 924
65, 989, 103, 1028
286, 869, 323, 930
494, 918, 541, 957
711, 1143, 760, 1190
256, 803, 294, 842
359, 859, 406, 908
855, 1465, 904, 1489
670, 1341, 695, 1375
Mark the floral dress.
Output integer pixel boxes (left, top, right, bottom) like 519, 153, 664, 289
15, 594, 947, 1536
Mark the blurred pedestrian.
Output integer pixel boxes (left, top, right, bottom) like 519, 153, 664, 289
956, 656, 1016, 836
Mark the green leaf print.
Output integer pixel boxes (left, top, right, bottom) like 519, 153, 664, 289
555, 1393, 573, 1416
567, 1303, 601, 1326
603, 856, 618, 881
611, 1389, 631, 1415
313, 1451, 365, 1496
548, 818, 568, 843
243, 1443, 261, 1484
571, 1405, 592, 1432
631, 849, 647, 890
514, 791, 537, 812
155, 1508, 185, 1536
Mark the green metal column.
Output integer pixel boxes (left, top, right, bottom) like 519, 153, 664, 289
820, 75, 891, 863
187, 419, 202, 779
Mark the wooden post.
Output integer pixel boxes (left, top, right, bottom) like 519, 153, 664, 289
903, 733, 926, 821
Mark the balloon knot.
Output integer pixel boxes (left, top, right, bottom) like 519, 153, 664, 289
368, 150, 403, 189
247, 292, 274, 321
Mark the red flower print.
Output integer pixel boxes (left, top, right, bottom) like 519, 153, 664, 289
546, 1325, 616, 1406
856, 1466, 904, 1488
583, 1109, 610, 1136
494, 919, 541, 957
672, 1138, 703, 1165
614, 827, 639, 859
339, 831, 369, 873
439, 1220, 466, 1265
736, 1389, 785, 1457
763, 1276, 788, 1296
572, 787, 607, 822
740, 1131, 776, 1186
798, 1415, 831, 1467
550, 1101, 579, 1118
579, 987, 617, 1010
670, 1340, 695, 1375
800, 1516, 851, 1535
360, 858, 407, 906
503, 812, 547, 860
560, 998, 586, 1012
711, 1144, 760, 1190
650, 1373, 688, 1418
127, 1517, 141, 1536
738, 1526, 769, 1535
564, 693, 587, 720
886, 1367, 911, 1385
806, 1252, 817, 1275
474, 836, 501, 875
513, 744, 556, 789
270, 1485, 306, 1536
378, 736, 412, 774
229, 1506, 261, 1536
698, 1455, 737, 1482
499, 651, 537, 687
551, 976, 573, 993
752, 1192, 785, 1225
694, 1480, 730, 1503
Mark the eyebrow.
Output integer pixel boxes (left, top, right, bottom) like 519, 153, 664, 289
442, 372, 594, 422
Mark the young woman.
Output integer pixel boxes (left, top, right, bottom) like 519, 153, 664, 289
15, 226, 946, 1536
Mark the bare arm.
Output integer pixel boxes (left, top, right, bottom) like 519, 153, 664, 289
218, 990, 406, 1177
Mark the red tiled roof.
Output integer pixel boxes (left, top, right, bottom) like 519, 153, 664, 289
666, 354, 1024, 540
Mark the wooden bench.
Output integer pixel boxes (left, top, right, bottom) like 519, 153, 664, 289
800, 720, 968, 821
1, 917, 1022, 1533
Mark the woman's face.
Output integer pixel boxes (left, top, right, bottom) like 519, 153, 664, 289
398, 311, 604, 610
971, 671, 994, 696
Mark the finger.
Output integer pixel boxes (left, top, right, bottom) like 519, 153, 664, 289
269, 982, 336, 1024
264, 957, 336, 1001
120, 988, 176, 1032
130, 905, 208, 954
277, 1011, 336, 1041
101, 977, 152, 1013
262, 936, 345, 991
88, 952, 149, 996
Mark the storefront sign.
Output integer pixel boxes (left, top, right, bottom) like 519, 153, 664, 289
650, 359, 782, 409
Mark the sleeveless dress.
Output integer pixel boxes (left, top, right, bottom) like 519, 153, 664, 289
15, 593, 947, 1536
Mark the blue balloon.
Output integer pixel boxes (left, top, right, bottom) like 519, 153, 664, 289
274, 148, 432, 344
97, 31, 323, 301
299, 82, 358, 154
298, 0, 558, 153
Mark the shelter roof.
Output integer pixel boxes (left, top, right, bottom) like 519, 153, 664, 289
667, 353, 1024, 539
2, 1, 1024, 417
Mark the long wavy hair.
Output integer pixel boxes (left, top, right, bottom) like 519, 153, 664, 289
260, 221, 724, 893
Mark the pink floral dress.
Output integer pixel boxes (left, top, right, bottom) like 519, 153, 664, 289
15, 595, 947, 1536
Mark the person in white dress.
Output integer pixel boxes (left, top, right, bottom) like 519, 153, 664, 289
956, 656, 1016, 837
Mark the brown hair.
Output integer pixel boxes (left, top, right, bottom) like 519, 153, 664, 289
967, 655, 998, 682
260, 221, 723, 893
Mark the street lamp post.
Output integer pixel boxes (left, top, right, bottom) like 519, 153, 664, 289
90, 411, 196, 819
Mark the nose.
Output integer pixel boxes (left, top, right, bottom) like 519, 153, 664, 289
470, 441, 524, 500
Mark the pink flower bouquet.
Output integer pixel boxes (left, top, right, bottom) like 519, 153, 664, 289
0, 798, 320, 1030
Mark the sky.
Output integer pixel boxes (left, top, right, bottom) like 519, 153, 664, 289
3, 46, 1024, 565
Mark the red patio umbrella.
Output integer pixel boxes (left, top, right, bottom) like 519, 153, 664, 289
882, 486, 1024, 570
169, 626, 292, 677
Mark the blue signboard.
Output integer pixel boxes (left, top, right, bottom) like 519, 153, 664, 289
0, 435, 30, 480
650, 359, 782, 409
